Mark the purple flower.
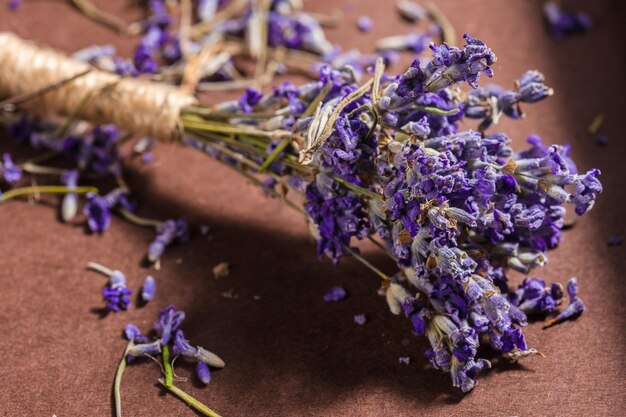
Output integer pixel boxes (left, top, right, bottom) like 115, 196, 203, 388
543, 1, 592, 40
571, 169, 602, 215
608, 233, 623, 247
354, 314, 367, 325
1, 153, 22, 184
147, 218, 190, 262
172, 330, 198, 356
124, 323, 149, 343
102, 270, 132, 312
196, 361, 211, 384
141, 276, 156, 302
127, 341, 162, 362
425, 34, 497, 91
323, 286, 347, 302
154, 305, 186, 344
500, 327, 527, 353
238, 87, 263, 113
357, 16, 373, 32
7, 0, 21, 11
84, 188, 133, 233
544, 278, 585, 328
513, 277, 562, 315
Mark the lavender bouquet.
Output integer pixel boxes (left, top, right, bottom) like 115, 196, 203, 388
0, 0, 601, 401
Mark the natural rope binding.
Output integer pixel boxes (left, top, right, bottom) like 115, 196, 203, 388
0, 32, 197, 142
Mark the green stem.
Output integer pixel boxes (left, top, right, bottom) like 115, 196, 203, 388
162, 345, 173, 388
344, 246, 391, 281
412, 105, 460, 116
158, 379, 223, 417
330, 175, 382, 201
0, 185, 98, 202
257, 136, 292, 173
116, 208, 163, 228
114, 342, 132, 417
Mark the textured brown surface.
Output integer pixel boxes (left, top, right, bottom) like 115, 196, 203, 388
1, 1, 625, 416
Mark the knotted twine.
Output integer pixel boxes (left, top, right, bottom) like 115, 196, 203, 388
0, 32, 197, 143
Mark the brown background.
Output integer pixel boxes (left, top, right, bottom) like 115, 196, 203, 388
1, 1, 625, 416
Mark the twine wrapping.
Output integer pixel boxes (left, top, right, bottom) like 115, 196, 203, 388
0, 32, 197, 143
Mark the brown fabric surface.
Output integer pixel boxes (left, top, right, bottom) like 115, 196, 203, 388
1, 1, 625, 416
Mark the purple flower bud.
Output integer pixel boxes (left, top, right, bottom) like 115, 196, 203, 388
323, 286, 347, 302
543, 1, 591, 39
172, 330, 198, 357
103, 270, 131, 312
1, 153, 22, 184
196, 361, 211, 385
354, 314, 367, 325
124, 323, 148, 343
84, 193, 112, 233
141, 276, 156, 302
500, 327, 526, 353
155, 305, 185, 344
608, 233, 623, 247
238, 87, 263, 113
356, 16, 373, 32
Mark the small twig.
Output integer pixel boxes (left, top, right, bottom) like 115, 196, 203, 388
344, 246, 391, 281
426, 2, 456, 46
179, 0, 193, 58
113, 342, 132, 417
116, 208, 164, 228
0, 185, 98, 202
71, 0, 134, 35
71, 0, 139, 36
158, 380, 223, 417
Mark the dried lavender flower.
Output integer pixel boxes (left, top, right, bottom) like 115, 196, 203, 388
141, 275, 156, 302
155, 305, 185, 344
357, 16, 373, 32
543, 1, 592, 39
354, 314, 367, 325
544, 278, 585, 328
0, 153, 22, 184
323, 286, 347, 302
102, 270, 132, 312
608, 233, 623, 247
196, 361, 211, 385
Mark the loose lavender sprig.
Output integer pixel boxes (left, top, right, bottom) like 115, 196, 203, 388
88, 262, 132, 312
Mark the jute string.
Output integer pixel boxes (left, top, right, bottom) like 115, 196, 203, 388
0, 32, 197, 143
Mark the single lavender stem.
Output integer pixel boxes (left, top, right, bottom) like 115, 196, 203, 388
162, 345, 174, 387
116, 208, 164, 228
114, 342, 132, 417
344, 246, 391, 281
158, 379, 223, 417
0, 185, 98, 202
87, 261, 114, 277
19, 162, 66, 176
